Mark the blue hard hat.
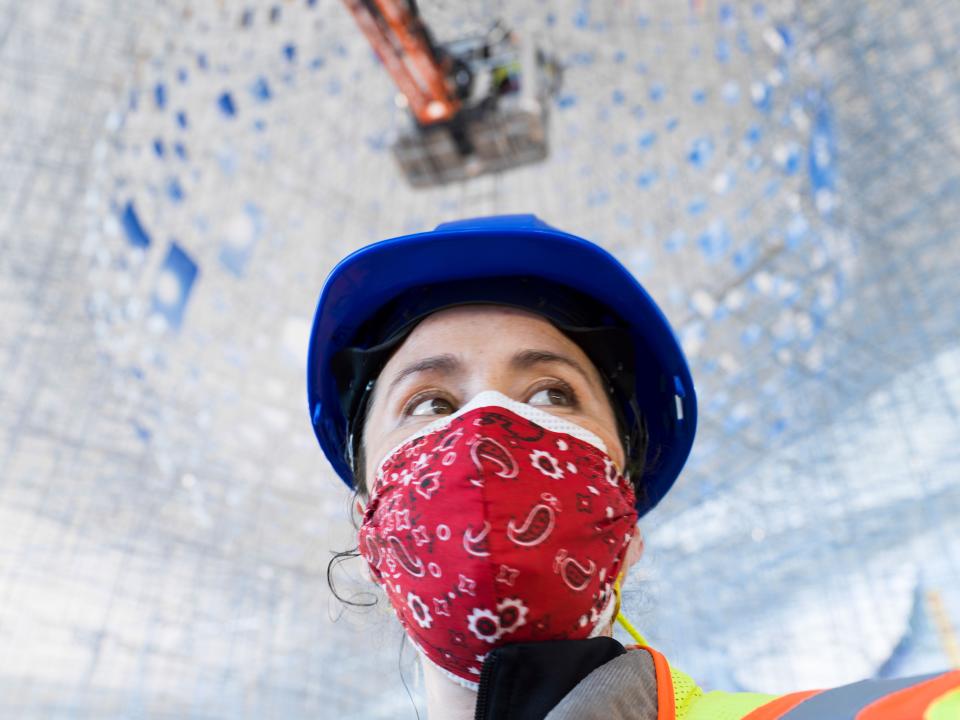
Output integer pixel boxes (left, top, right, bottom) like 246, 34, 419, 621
307, 214, 696, 516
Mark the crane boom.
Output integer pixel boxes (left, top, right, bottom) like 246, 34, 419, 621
341, 0, 460, 124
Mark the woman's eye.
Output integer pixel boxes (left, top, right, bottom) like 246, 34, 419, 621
408, 396, 456, 417
528, 386, 574, 407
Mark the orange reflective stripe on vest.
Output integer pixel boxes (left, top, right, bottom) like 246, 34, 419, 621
856, 670, 960, 720
742, 690, 823, 720
628, 644, 676, 720
774, 671, 951, 719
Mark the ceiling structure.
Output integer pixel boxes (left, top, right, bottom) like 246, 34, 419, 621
1, 0, 958, 716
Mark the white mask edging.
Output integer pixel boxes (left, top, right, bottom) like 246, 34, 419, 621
372, 389, 609, 484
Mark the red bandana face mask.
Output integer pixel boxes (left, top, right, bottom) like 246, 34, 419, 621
358, 390, 639, 689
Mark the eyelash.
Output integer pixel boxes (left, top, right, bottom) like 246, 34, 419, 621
400, 390, 453, 417
401, 379, 580, 417
529, 379, 579, 408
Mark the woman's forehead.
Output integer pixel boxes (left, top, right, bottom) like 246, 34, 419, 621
415, 303, 555, 331
381, 304, 602, 380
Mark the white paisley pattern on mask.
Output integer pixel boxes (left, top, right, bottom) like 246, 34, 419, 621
358, 391, 639, 690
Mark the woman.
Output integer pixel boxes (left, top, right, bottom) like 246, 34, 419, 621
307, 216, 959, 719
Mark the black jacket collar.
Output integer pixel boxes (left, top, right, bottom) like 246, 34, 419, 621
474, 637, 627, 720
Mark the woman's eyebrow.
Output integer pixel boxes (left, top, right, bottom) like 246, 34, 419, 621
510, 349, 592, 385
388, 353, 462, 392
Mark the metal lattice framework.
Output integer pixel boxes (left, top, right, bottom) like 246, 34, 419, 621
1, 0, 958, 716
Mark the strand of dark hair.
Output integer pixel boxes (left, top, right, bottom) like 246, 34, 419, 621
326, 485, 378, 608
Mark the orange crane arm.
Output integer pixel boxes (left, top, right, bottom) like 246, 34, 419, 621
341, 0, 460, 125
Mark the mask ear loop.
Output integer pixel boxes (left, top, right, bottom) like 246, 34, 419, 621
614, 571, 649, 647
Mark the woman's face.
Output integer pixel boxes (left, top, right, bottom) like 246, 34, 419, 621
360, 304, 626, 491
358, 302, 645, 593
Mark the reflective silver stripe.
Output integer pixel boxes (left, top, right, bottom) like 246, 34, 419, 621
780, 672, 944, 720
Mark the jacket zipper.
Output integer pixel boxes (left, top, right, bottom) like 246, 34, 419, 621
473, 653, 500, 720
